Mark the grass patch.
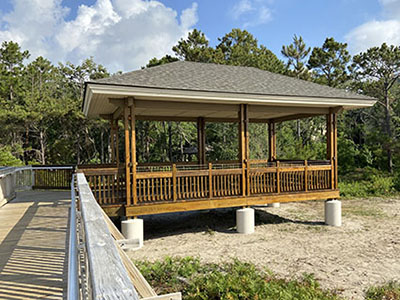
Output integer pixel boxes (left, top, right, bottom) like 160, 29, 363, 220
136, 256, 341, 300
342, 205, 386, 218
365, 281, 400, 300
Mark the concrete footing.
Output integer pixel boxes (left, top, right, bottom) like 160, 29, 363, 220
236, 208, 255, 234
268, 203, 280, 208
121, 218, 144, 247
325, 199, 341, 226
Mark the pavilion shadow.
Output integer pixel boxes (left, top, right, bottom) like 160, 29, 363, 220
138, 207, 324, 240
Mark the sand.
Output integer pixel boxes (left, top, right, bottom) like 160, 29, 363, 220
128, 197, 400, 299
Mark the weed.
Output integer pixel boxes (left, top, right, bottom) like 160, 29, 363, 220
365, 281, 400, 300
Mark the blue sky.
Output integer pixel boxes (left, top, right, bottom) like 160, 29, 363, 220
0, 0, 398, 72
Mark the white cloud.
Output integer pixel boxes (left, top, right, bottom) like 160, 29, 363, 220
345, 0, 400, 53
0, 0, 199, 72
230, 0, 272, 28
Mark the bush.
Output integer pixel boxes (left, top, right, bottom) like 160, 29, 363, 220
366, 281, 400, 300
136, 257, 341, 300
339, 171, 395, 198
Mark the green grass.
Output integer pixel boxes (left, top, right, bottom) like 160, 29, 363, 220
365, 281, 400, 300
135, 256, 342, 300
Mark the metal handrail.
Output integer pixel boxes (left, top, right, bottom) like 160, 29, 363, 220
67, 175, 79, 300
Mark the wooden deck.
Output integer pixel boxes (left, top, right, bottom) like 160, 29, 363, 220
0, 190, 70, 299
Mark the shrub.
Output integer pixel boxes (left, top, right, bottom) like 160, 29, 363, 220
136, 257, 341, 300
339, 172, 395, 198
366, 281, 400, 300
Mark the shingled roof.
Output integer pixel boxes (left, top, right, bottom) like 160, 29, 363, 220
92, 61, 374, 101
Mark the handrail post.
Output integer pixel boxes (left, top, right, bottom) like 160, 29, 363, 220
304, 160, 308, 192
172, 164, 177, 201
246, 160, 250, 196
208, 163, 213, 199
241, 162, 246, 196
276, 161, 280, 194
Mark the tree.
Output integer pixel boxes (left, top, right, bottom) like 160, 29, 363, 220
0, 41, 30, 103
281, 35, 311, 138
351, 43, 400, 172
281, 35, 310, 80
145, 55, 178, 68
216, 29, 285, 73
308, 37, 350, 87
172, 29, 214, 63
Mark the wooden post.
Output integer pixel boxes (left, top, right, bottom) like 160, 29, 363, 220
268, 121, 276, 161
172, 164, 177, 201
197, 117, 206, 165
239, 104, 249, 196
276, 161, 280, 194
208, 162, 213, 199
115, 119, 120, 168
130, 104, 137, 205
327, 111, 337, 190
333, 112, 338, 190
304, 160, 308, 192
110, 119, 115, 163
124, 105, 131, 205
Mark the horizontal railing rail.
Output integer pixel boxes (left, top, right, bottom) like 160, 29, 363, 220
73, 173, 139, 299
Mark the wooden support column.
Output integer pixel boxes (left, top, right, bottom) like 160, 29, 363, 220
239, 104, 249, 196
115, 119, 120, 167
268, 121, 276, 161
130, 103, 137, 205
110, 119, 116, 163
333, 111, 338, 190
197, 117, 206, 165
124, 104, 131, 205
326, 110, 338, 190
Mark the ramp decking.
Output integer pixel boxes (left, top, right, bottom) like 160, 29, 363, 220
0, 191, 70, 299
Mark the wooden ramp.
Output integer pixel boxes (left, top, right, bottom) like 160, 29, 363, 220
0, 190, 70, 299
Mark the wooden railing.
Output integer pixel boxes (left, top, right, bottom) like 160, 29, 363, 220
249, 160, 332, 195
80, 166, 126, 205
79, 160, 335, 206
33, 166, 74, 189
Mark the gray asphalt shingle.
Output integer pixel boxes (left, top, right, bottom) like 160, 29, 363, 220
92, 61, 374, 101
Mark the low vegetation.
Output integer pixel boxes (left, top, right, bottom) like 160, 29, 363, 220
365, 281, 400, 300
339, 168, 398, 198
136, 257, 341, 300
137, 257, 399, 300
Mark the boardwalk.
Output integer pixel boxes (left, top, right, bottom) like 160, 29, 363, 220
0, 190, 70, 299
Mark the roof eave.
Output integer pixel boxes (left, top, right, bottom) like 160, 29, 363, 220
83, 83, 377, 117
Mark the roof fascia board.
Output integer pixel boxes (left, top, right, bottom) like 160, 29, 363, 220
84, 83, 376, 115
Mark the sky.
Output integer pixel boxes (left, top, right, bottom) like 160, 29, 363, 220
0, 0, 399, 73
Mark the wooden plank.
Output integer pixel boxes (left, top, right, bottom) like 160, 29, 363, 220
77, 173, 139, 299
116, 246, 157, 298
142, 293, 182, 300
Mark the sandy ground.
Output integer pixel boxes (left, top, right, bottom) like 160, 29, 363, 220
128, 197, 400, 299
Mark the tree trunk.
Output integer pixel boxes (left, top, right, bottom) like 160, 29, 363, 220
39, 130, 46, 165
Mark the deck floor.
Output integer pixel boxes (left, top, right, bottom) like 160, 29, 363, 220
0, 190, 70, 299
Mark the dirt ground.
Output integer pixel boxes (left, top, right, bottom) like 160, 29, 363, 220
128, 197, 400, 299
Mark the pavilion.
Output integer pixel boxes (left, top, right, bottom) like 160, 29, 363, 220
80, 61, 375, 222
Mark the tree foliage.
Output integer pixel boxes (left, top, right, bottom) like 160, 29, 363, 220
0, 29, 399, 179
307, 37, 350, 87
